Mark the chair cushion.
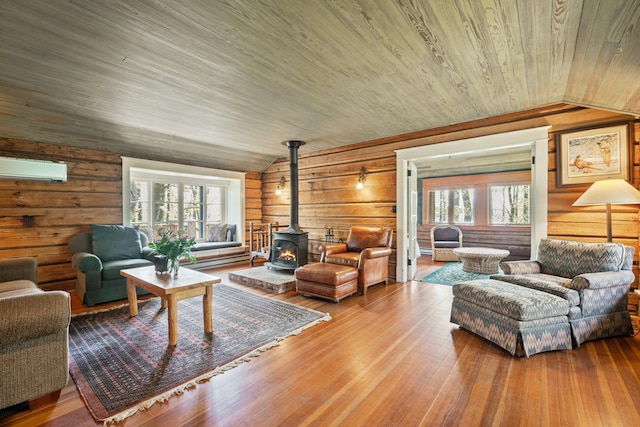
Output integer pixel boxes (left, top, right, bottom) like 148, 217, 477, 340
0, 280, 41, 298
434, 241, 460, 248
537, 238, 624, 278
346, 226, 391, 252
324, 252, 360, 268
433, 227, 460, 241
102, 259, 154, 281
90, 224, 143, 262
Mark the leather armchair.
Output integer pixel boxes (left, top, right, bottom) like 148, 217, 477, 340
0, 257, 71, 409
320, 226, 393, 295
69, 224, 155, 306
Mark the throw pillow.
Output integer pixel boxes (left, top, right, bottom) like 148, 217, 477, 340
226, 224, 236, 242
90, 224, 143, 262
207, 223, 227, 242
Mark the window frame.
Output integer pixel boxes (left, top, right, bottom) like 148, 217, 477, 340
427, 187, 475, 225
421, 170, 531, 229
487, 182, 531, 226
122, 157, 245, 243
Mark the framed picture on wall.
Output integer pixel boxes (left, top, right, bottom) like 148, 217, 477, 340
556, 123, 631, 187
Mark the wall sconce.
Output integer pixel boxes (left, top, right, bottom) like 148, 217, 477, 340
356, 167, 367, 189
275, 176, 286, 195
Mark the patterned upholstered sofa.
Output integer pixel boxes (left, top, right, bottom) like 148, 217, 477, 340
490, 238, 635, 346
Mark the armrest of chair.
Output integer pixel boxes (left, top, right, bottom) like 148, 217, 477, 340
142, 247, 156, 261
0, 291, 70, 345
500, 260, 541, 275
320, 243, 347, 262
361, 247, 392, 260
0, 257, 37, 283
71, 252, 103, 272
571, 270, 636, 290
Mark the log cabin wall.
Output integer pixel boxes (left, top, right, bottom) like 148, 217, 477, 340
261, 105, 639, 286
0, 138, 261, 291
1, 105, 638, 290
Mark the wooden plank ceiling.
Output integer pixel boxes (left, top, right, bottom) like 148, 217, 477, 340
0, 0, 638, 172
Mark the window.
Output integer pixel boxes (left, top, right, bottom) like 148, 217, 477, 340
205, 185, 223, 224
130, 179, 226, 240
489, 184, 530, 225
428, 188, 474, 224
429, 189, 448, 223
123, 157, 244, 243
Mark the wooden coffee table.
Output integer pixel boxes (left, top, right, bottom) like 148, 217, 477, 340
453, 247, 510, 274
121, 266, 221, 347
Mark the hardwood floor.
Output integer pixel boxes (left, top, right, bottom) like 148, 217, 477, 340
2, 258, 640, 426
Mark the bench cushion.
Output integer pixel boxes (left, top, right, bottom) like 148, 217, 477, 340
453, 279, 569, 321
191, 241, 242, 252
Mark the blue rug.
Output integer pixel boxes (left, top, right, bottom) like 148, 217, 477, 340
421, 262, 502, 286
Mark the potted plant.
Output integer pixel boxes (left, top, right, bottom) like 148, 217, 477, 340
148, 229, 197, 277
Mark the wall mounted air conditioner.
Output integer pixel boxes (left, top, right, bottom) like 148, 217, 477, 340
0, 156, 67, 183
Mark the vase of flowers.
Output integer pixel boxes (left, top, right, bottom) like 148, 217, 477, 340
148, 230, 197, 277
154, 254, 169, 273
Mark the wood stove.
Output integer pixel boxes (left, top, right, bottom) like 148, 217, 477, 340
267, 140, 309, 271
268, 231, 308, 270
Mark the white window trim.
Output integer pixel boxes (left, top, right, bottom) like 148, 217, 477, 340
122, 157, 245, 243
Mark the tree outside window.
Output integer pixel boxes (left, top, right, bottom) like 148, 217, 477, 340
130, 180, 226, 241
429, 189, 449, 223
490, 184, 530, 225
129, 180, 149, 225
153, 182, 179, 232
206, 186, 223, 224
184, 185, 204, 239
453, 189, 474, 223
428, 188, 473, 224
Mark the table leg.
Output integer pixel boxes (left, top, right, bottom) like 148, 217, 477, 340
167, 294, 178, 346
203, 284, 213, 334
126, 279, 138, 316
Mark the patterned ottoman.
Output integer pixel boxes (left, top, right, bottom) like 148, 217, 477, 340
450, 279, 572, 357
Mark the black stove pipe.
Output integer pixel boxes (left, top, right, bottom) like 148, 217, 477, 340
282, 140, 305, 233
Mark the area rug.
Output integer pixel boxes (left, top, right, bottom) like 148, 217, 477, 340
421, 262, 502, 285
68, 284, 330, 424
228, 266, 296, 294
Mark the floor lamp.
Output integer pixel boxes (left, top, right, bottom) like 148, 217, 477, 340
572, 179, 640, 242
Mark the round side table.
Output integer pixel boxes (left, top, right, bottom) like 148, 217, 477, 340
452, 247, 510, 274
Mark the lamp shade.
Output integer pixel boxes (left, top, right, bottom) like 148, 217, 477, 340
572, 179, 640, 206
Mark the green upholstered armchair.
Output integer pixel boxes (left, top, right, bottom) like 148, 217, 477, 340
0, 257, 71, 409
68, 224, 155, 306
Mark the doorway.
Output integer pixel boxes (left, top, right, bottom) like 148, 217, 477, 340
395, 126, 550, 282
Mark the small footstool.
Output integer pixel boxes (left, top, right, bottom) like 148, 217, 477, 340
295, 263, 359, 302
450, 279, 572, 357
